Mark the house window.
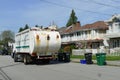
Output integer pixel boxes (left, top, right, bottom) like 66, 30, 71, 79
70, 34, 73, 37
112, 39, 120, 48
113, 40, 115, 48
92, 42, 100, 49
77, 32, 81, 36
119, 23, 120, 29
85, 31, 87, 39
74, 33, 77, 36
61, 35, 63, 38
110, 25, 113, 31
119, 39, 120, 47
117, 39, 120, 47
91, 30, 95, 36
115, 40, 117, 47
115, 23, 118, 26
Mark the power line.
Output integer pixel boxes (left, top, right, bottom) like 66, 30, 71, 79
110, 0, 120, 3
79, 0, 120, 9
39, 0, 112, 16
90, 0, 120, 10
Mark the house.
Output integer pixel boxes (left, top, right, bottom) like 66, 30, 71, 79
79, 21, 108, 49
60, 21, 108, 48
105, 14, 120, 54
58, 21, 81, 53
59, 21, 108, 54
60, 21, 81, 44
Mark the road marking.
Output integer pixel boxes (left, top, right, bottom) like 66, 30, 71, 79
0, 63, 21, 80
0, 69, 11, 80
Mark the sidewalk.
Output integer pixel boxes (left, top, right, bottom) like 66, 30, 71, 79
71, 59, 120, 67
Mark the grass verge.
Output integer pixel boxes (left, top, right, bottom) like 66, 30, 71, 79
71, 55, 120, 61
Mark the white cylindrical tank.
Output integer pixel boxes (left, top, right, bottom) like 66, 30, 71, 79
30, 30, 61, 56
15, 28, 61, 56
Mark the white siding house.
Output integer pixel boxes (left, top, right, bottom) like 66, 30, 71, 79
59, 21, 108, 54
105, 14, 120, 54
59, 15, 120, 55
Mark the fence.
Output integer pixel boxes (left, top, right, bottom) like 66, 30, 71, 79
108, 48, 120, 56
72, 48, 120, 56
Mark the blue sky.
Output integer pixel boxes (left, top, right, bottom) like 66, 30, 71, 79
0, 0, 120, 33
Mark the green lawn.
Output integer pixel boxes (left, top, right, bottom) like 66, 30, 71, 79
71, 55, 120, 61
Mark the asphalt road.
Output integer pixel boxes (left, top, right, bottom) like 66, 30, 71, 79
0, 55, 120, 80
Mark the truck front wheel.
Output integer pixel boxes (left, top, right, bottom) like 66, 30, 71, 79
14, 54, 18, 62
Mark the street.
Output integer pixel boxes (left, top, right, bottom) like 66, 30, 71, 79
0, 56, 120, 80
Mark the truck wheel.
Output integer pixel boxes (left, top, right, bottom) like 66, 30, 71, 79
23, 55, 28, 65
43, 59, 50, 64
11, 53, 14, 58
14, 54, 18, 62
46, 60, 50, 64
31, 57, 37, 64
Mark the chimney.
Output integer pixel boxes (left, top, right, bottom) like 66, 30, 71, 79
76, 21, 81, 27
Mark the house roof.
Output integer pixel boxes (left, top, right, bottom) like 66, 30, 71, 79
60, 21, 81, 34
59, 21, 108, 35
80, 21, 108, 30
58, 27, 66, 34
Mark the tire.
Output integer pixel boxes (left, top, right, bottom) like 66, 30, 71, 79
23, 55, 28, 65
11, 53, 14, 58
45, 59, 50, 64
14, 54, 18, 62
31, 57, 37, 64
104, 62, 107, 65
12, 51, 16, 58
42, 59, 50, 64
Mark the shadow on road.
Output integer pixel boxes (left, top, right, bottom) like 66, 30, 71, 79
0, 63, 22, 69
26, 60, 71, 66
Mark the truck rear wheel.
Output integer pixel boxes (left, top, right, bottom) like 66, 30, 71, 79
23, 54, 32, 65
42, 59, 50, 64
23, 55, 29, 65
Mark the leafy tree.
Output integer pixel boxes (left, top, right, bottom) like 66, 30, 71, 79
1, 30, 15, 43
0, 30, 15, 54
66, 9, 78, 27
0, 30, 15, 48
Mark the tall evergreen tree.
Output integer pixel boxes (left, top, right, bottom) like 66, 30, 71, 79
18, 24, 29, 32
66, 9, 78, 27
18, 27, 24, 32
35, 25, 39, 27
24, 24, 29, 29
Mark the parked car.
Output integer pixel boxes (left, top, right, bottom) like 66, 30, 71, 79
0, 50, 3, 55
1, 49, 8, 55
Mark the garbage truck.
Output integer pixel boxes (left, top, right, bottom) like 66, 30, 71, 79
12, 27, 61, 64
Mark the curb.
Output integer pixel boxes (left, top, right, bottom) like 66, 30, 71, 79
71, 59, 120, 67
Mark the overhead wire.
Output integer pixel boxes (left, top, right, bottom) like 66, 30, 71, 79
110, 0, 120, 3
89, 0, 120, 10
39, 0, 112, 16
